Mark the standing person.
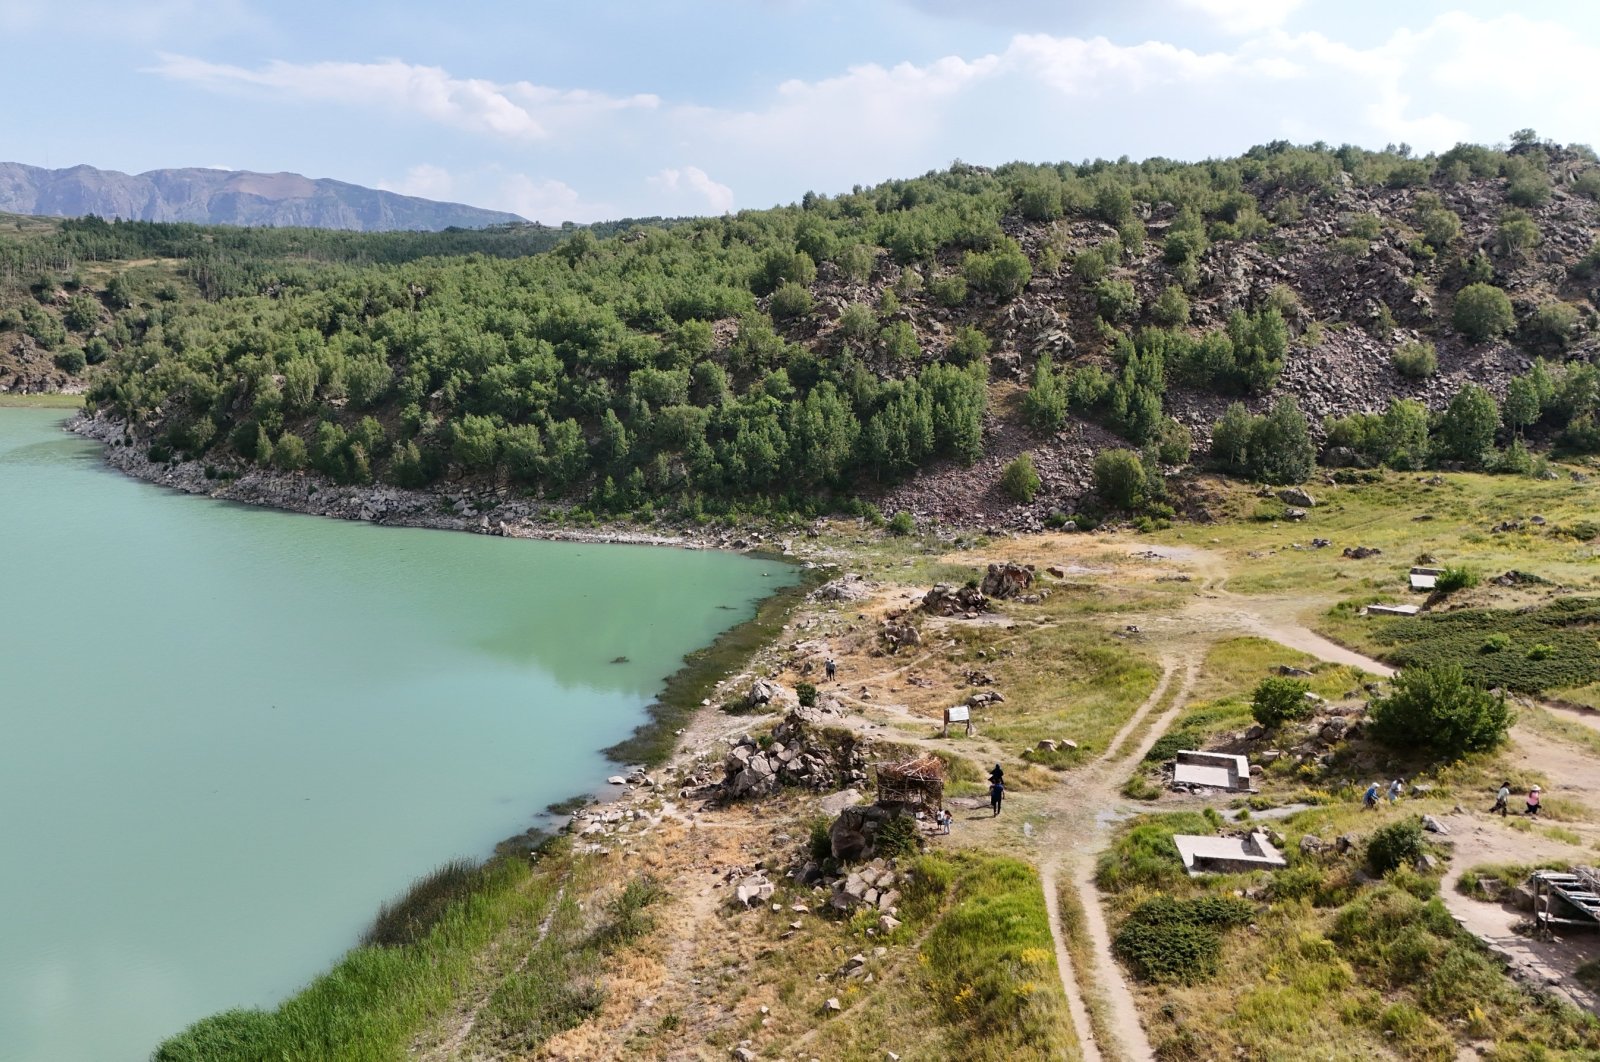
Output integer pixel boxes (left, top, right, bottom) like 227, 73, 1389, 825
825, 657, 837, 681
989, 778, 1005, 817
1489, 781, 1511, 816
939, 807, 953, 835
988, 763, 1005, 786
1387, 778, 1403, 805
1525, 785, 1542, 817
1363, 781, 1380, 810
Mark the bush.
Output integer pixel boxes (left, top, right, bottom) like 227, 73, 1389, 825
52, 347, 87, 374
1392, 340, 1437, 379
947, 325, 989, 365
1366, 819, 1426, 876
1093, 448, 1147, 510
769, 282, 813, 319
796, 682, 818, 708
1368, 664, 1510, 758
874, 814, 922, 860
1094, 278, 1139, 323
809, 816, 833, 863
928, 274, 967, 307
1452, 283, 1515, 343
1000, 453, 1041, 502
1150, 285, 1190, 326
1022, 354, 1068, 432
1435, 566, 1478, 594
1251, 677, 1314, 729
1529, 301, 1579, 344
1113, 896, 1252, 984
888, 511, 915, 536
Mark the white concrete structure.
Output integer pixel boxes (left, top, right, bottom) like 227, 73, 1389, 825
1172, 750, 1252, 792
1174, 832, 1288, 876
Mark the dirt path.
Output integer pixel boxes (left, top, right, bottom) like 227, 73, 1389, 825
1040, 862, 1104, 1062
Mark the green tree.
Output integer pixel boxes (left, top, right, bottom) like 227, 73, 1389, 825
273, 432, 307, 471
1368, 664, 1510, 758
501, 424, 544, 483
1151, 285, 1190, 326
1434, 383, 1499, 467
962, 239, 1032, 299
1251, 677, 1314, 729
1094, 449, 1147, 509
1248, 397, 1314, 484
1503, 375, 1542, 435
1210, 402, 1254, 474
1376, 399, 1430, 470
1022, 354, 1069, 433
1000, 453, 1042, 501
451, 414, 501, 472
1452, 283, 1515, 342
769, 282, 813, 320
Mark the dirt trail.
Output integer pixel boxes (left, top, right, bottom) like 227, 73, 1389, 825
1039, 862, 1103, 1062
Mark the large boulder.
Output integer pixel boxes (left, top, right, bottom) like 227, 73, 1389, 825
920, 584, 988, 616
829, 805, 917, 863
980, 562, 1034, 599
1278, 487, 1317, 508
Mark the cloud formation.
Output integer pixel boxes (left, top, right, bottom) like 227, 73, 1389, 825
155, 11, 1600, 220
149, 54, 658, 142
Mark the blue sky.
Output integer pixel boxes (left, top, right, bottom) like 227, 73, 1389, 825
3, 1, 1597, 222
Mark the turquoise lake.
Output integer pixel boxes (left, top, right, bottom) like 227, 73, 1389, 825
0, 408, 792, 1061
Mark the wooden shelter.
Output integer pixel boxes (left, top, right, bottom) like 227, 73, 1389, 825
874, 755, 945, 814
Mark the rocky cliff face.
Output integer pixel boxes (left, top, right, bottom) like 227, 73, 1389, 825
0, 163, 523, 231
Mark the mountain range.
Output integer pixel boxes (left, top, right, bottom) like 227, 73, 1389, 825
0, 163, 524, 231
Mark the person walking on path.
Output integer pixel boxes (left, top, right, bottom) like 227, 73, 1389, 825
1525, 785, 1542, 817
1489, 781, 1511, 817
989, 779, 1005, 817
1363, 781, 1380, 810
1387, 778, 1403, 805
989, 763, 1005, 786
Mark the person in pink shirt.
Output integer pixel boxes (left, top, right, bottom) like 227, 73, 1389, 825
1525, 785, 1542, 817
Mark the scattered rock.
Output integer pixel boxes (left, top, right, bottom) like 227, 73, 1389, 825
1278, 487, 1317, 508
1421, 814, 1450, 835
979, 562, 1034, 598
1342, 546, 1382, 559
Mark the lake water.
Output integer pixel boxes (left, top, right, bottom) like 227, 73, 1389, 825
0, 409, 791, 1062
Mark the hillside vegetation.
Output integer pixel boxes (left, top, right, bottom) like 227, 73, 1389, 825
13, 131, 1600, 522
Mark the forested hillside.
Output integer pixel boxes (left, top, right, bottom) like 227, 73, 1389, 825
23, 132, 1600, 524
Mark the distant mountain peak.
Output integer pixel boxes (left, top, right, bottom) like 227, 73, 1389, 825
0, 162, 525, 232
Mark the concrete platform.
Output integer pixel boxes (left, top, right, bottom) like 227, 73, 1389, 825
1172, 750, 1252, 792
1175, 831, 1288, 876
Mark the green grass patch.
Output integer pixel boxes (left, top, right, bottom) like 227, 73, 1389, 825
906, 851, 1079, 1061
1370, 597, 1600, 694
0, 392, 85, 408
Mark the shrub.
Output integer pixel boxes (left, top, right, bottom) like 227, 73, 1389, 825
1529, 301, 1579, 344
52, 347, 87, 373
1023, 355, 1068, 432
1435, 566, 1478, 594
888, 511, 915, 536
1392, 340, 1438, 379
796, 682, 818, 708
1000, 453, 1042, 502
837, 302, 876, 340
962, 239, 1032, 299
1093, 448, 1147, 509
1251, 677, 1314, 729
1151, 285, 1190, 326
809, 816, 833, 863
1366, 819, 1426, 876
874, 814, 922, 860
947, 325, 990, 365
1113, 896, 1252, 984
928, 274, 967, 307
769, 281, 813, 319
1368, 664, 1510, 758
1452, 283, 1515, 342
1093, 278, 1139, 323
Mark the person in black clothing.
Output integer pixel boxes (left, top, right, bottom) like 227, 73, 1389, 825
989, 779, 1005, 816
989, 763, 1004, 785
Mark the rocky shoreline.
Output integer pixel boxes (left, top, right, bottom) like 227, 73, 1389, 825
68, 410, 772, 553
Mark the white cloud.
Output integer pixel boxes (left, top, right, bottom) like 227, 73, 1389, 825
148, 54, 658, 142
646, 166, 735, 214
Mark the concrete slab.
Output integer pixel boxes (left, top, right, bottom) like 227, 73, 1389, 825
1175, 831, 1288, 876
1366, 603, 1421, 617
1172, 750, 1252, 792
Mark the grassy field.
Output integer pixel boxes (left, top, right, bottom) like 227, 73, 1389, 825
0, 392, 84, 408
1097, 812, 1600, 1060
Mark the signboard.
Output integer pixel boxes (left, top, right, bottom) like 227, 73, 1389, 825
945, 705, 970, 723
